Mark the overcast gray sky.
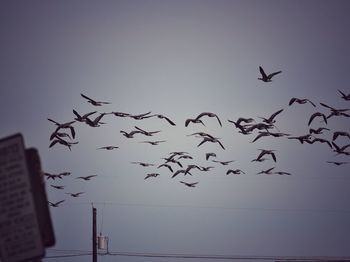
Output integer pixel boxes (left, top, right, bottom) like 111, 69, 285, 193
1, 1, 350, 261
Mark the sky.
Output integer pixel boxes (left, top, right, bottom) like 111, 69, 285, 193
1, 0, 350, 261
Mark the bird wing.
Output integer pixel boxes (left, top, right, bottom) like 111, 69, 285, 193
197, 138, 208, 147
73, 110, 82, 119
308, 113, 318, 126
259, 66, 267, 78
215, 115, 222, 126
217, 140, 225, 150
307, 100, 316, 107
268, 71, 282, 78
338, 89, 346, 97
319, 102, 334, 110
162, 115, 176, 126
271, 152, 277, 162
289, 98, 297, 106
80, 93, 95, 102
269, 109, 284, 122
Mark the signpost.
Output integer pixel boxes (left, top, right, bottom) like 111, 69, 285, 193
0, 134, 49, 262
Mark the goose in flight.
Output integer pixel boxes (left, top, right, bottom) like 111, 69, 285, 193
120, 130, 144, 138
194, 112, 222, 127
185, 118, 205, 127
66, 192, 85, 197
143, 114, 176, 126
134, 126, 161, 136
197, 137, 225, 150
48, 200, 65, 207
258, 109, 284, 125
235, 117, 255, 125
171, 169, 191, 178
49, 137, 78, 151
250, 130, 290, 143
251, 157, 268, 162
76, 175, 97, 181
97, 146, 119, 150
228, 120, 252, 135
144, 173, 160, 180
44, 173, 62, 180
73, 109, 97, 122
258, 66, 282, 82
257, 167, 275, 175
332, 131, 350, 141
226, 169, 245, 175
131, 162, 155, 167
331, 142, 350, 156
180, 181, 198, 188
212, 159, 235, 165
162, 157, 183, 168
184, 164, 202, 175
48, 118, 76, 139
327, 161, 348, 166
274, 171, 292, 176
256, 149, 277, 162
288, 134, 313, 144
49, 131, 72, 141
309, 127, 330, 135
338, 90, 350, 101
129, 111, 152, 120
187, 132, 216, 139
308, 112, 328, 126
50, 185, 65, 190
140, 140, 166, 145
157, 163, 173, 173
205, 152, 217, 160
305, 137, 332, 149
80, 93, 111, 106
109, 111, 131, 118
85, 113, 106, 127
289, 98, 316, 107
320, 103, 350, 119
200, 166, 215, 171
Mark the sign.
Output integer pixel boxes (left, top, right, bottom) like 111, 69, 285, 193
0, 134, 44, 262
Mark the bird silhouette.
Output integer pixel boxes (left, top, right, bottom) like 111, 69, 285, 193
257, 167, 275, 175
131, 162, 155, 167
180, 181, 198, 187
289, 98, 316, 107
256, 149, 277, 162
258, 109, 284, 125
308, 112, 328, 126
185, 118, 206, 127
327, 161, 348, 166
309, 127, 330, 135
73, 109, 97, 122
332, 131, 350, 141
144, 173, 160, 179
194, 112, 222, 126
50, 185, 65, 190
80, 93, 111, 106
97, 146, 119, 150
143, 114, 176, 126
226, 169, 245, 175
205, 152, 217, 160
48, 200, 65, 207
338, 90, 350, 101
212, 159, 235, 165
258, 66, 282, 82
157, 163, 173, 173
49, 137, 78, 151
48, 118, 76, 139
76, 175, 97, 181
140, 140, 166, 145
66, 192, 85, 197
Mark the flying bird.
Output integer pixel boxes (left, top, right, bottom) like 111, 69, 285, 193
73, 109, 97, 122
80, 93, 111, 106
212, 159, 235, 165
205, 152, 217, 160
76, 175, 97, 181
289, 97, 316, 107
258, 66, 282, 82
140, 140, 166, 145
180, 181, 198, 188
338, 90, 350, 101
48, 200, 65, 207
308, 112, 328, 126
332, 131, 350, 141
258, 109, 284, 125
326, 161, 348, 166
185, 118, 206, 127
49, 137, 78, 151
197, 137, 225, 150
97, 146, 119, 150
157, 163, 173, 173
144, 173, 160, 180
66, 192, 85, 197
226, 169, 245, 175
256, 149, 277, 162
50, 185, 65, 190
48, 118, 76, 139
257, 167, 275, 175
194, 112, 222, 127
309, 127, 330, 135
143, 114, 176, 126
131, 162, 155, 167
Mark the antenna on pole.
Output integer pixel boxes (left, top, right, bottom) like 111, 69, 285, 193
92, 204, 97, 262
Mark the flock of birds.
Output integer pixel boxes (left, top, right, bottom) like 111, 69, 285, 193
46, 66, 350, 207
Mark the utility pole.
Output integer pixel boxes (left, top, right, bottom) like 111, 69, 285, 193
92, 206, 97, 262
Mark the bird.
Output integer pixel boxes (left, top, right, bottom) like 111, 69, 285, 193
288, 134, 313, 144
212, 159, 235, 165
144, 173, 160, 179
226, 169, 245, 175
131, 162, 155, 167
180, 181, 198, 187
257, 167, 275, 175
194, 112, 222, 127
319, 103, 350, 119
258, 109, 284, 125
84, 113, 106, 127
289, 97, 316, 107
332, 131, 350, 141
205, 152, 217, 160
49, 131, 72, 141
66, 192, 85, 197
162, 157, 183, 168
184, 164, 202, 175
251, 157, 268, 162
142, 114, 176, 126
305, 137, 332, 148
49, 137, 78, 151
139, 140, 166, 145
185, 118, 205, 127
134, 126, 161, 136
331, 142, 350, 155
48, 118, 76, 139
258, 66, 282, 82
274, 171, 292, 176
308, 112, 328, 126
97, 146, 119, 150
197, 137, 225, 150
109, 111, 131, 118
187, 132, 216, 139
256, 149, 277, 162
309, 127, 330, 135
73, 109, 97, 122
76, 175, 97, 181
80, 93, 111, 106
50, 185, 65, 190
48, 200, 65, 207
120, 130, 144, 138
326, 161, 348, 166
157, 163, 173, 173
171, 169, 189, 178
200, 166, 215, 171
129, 111, 152, 120
338, 90, 350, 101
44, 173, 62, 180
